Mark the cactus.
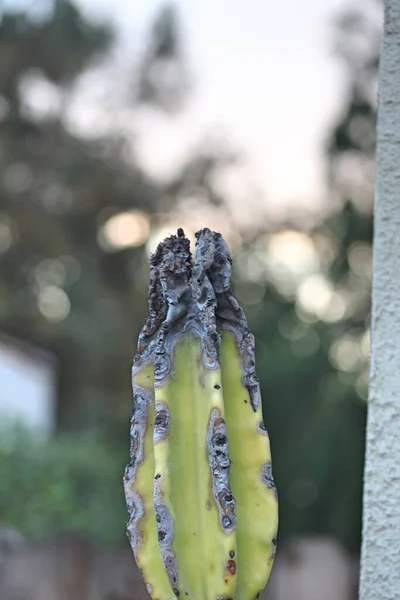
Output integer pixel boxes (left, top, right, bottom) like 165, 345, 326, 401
124, 228, 278, 600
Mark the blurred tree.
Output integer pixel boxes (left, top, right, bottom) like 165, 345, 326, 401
0, 0, 239, 543
0, 0, 380, 555
137, 3, 189, 111
0, 427, 126, 544
232, 0, 380, 556
0, 0, 216, 433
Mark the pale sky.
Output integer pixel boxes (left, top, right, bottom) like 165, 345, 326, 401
7, 0, 362, 215
77, 0, 355, 215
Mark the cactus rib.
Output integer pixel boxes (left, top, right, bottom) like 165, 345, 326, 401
153, 231, 237, 600
195, 229, 279, 600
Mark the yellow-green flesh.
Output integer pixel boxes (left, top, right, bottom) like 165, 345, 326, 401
220, 330, 279, 600
154, 334, 237, 600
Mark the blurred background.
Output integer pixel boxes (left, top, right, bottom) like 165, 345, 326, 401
0, 0, 380, 598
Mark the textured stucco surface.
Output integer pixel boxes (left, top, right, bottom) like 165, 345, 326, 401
360, 2, 400, 598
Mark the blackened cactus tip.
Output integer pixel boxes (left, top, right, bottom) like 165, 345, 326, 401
194, 227, 212, 240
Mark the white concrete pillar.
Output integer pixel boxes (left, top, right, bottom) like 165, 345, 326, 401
360, 1, 400, 598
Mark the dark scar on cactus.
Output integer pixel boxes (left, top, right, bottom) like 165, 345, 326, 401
153, 402, 170, 443
207, 408, 236, 534
269, 537, 277, 561
225, 559, 236, 575
258, 420, 268, 435
153, 481, 179, 589
123, 384, 151, 551
194, 228, 261, 413
261, 461, 278, 499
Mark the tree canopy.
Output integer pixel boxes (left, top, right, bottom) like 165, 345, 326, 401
0, 0, 378, 554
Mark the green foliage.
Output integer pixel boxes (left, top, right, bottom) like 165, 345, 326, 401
0, 427, 126, 544
232, 217, 369, 554
228, 4, 378, 555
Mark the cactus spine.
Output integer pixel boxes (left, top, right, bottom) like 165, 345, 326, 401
124, 228, 278, 600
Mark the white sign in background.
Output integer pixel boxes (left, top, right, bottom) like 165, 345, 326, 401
0, 334, 56, 433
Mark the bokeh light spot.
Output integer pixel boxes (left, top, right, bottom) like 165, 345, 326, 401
99, 210, 150, 251
38, 286, 71, 322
